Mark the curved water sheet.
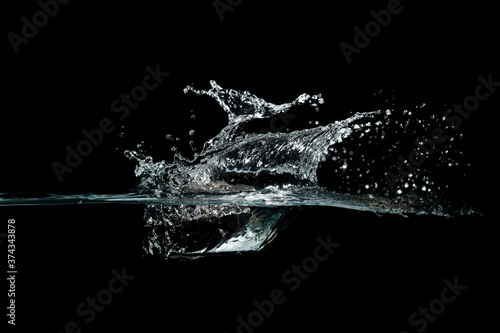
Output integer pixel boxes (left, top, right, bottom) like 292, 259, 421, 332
121, 81, 475, 258
0, 81, 477, 259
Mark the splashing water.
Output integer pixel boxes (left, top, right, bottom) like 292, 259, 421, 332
0, 81, 476, 259
123, 81, 474, 258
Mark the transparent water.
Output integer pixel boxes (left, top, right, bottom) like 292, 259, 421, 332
0, 81, 476, 258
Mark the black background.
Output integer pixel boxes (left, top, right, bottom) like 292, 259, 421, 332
2, 0, 498, 332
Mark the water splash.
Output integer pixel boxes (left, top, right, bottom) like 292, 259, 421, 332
119, 81, 474, 258
0, 81, 477, 259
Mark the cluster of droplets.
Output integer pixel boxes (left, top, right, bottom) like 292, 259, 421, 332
318, 103, 467, 200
